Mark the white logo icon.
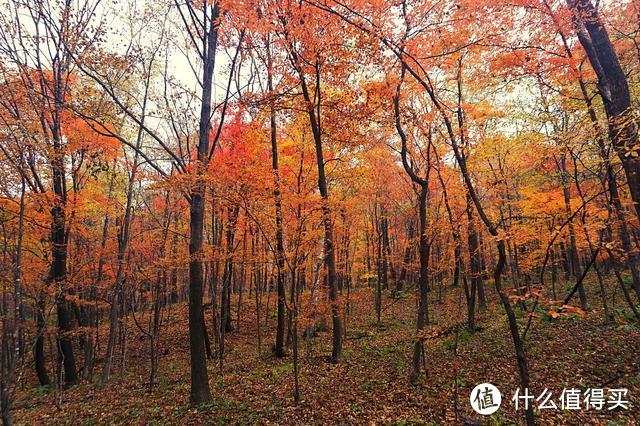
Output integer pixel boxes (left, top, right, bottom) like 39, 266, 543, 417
470, 383, 502, 415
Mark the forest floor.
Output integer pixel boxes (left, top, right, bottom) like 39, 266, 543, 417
12, 277, 640, 425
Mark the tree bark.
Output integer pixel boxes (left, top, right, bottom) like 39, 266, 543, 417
188, 2, 220, 406
291, 51, 343, 363
267, 41, 287, 358
568, 0, 640, 221
410, 184, 430, 384
559, 155, 589, 310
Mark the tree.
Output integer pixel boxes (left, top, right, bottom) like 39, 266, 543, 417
567, 0, 640, 221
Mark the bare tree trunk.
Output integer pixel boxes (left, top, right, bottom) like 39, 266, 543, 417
393, 69, 431, 384
558, 155, 589, 310
187, 2, 221, 406
410, 185, 430, 384
464, 194, 478, 332
397, 220, 415, 293
267, 40, 287, 358
101, 73, 150, 384
1, 176, 25, 425
568, 0, 640, 221
291, 51, 343, 363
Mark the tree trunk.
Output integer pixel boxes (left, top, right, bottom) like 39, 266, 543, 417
51, 155, 77, 388
268, 42, 287, 358
101, 75, 150, 384
569, 0, 640, 221
559, 155, 589, 310
293, 54, 343, 363
188, 3, 220, 406
410, 184, 430, 384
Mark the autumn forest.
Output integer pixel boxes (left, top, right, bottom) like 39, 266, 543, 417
0, 0, 639, 424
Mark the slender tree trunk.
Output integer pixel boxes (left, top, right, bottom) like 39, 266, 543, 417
188, 3, 220, 406
34, 296, 49, 386
550, 247, 558, 300
101, 78, 149, 384
375, 205, 382, 323
293, 54, 343, 363
83, 203, 110, 380
559, 155, 589, 310
268, 41, 287, 358
410, 184, 430, 384
465, 194, 478, 332
1, 177, 25, 424
397, 221, 415, 293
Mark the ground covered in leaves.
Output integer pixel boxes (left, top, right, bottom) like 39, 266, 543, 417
13, 279, 640, 425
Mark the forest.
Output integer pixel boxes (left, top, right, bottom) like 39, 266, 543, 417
0, 0, 639, 424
